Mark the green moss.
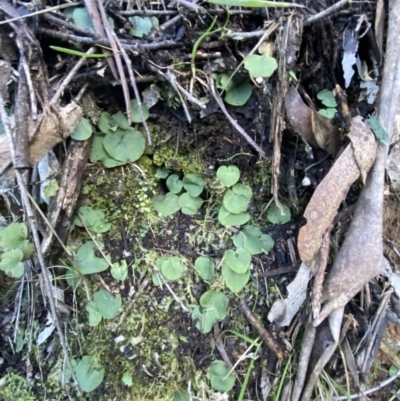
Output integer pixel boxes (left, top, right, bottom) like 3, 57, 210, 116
0, 373, 37, 401
79, 284, 198, 401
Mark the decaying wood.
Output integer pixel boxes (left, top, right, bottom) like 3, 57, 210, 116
41, 139, 91, 255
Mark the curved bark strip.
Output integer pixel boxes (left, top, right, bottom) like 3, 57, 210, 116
298, 116, 377, 271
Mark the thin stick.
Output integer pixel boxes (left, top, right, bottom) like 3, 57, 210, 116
305, 0, 351, 25
208, 78, 265, 156
239, 298, 284, 359
112, 31, 153, 145
16, 38, 37, 119
52, 47, 96, 105
0, 1, 81, 25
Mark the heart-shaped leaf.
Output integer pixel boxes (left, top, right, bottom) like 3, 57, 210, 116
216, 165, 240, 187
111, 260, 128, 281
71, 117, 92, 141
74, 356, 104, 392
218, 205, 250, 227
223, 248, 251, 274
224, 80, 252, 106
130, 99, 149, 123
222, 263, 250, 293
244, 55, 278, 78
166, 174, 183, 193
75, 241, 109, 274
93, 289, 121, 319
317, 89, 337, 108
207, 360, 236, 393
86, 301, 102, 326
266, 202, 291, 225
74, 206, 111, 234
152, 193, 180, 216
199, 290, 228, 319
223, 183, 252, 214
194, 256, 214, 280
72, 7, 93, 30
182, 174, 204, 197
111, 111, 130, 129
191, 305, 218, 334
160, 257, 185, 281
0, 222, 33, 258
233, 225, 274, 255
103, 128, 145, 163
178, 193, 202, 215
0, 249, 24, 278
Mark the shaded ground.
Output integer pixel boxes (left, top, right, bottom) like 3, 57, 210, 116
1, 0, 400, 400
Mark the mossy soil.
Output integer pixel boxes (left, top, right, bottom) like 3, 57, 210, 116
0, 96, 308, 401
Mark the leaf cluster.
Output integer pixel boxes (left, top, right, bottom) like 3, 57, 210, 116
152, 170, 204, 216
0, 223, 34, 278
90, 103, 148, 168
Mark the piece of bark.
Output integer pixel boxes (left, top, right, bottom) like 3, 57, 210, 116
298, 117, 377, 271
41, 139, 91, 255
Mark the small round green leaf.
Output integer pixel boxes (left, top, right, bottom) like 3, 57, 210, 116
318, 108, 336, 119
74, 206, 111, 234
224, 81, 252, 106
93, 289, 121, 319
103, 128, 145, 163
233, 225, 274, 255
223, 183, 252, 214
90, 134, 126, 168
72, 7, 94, 30
161, 257, 185, 281
178, 193, 202, 215
0, 249, 24, 278
223, 248, 251, 274
182, 174, 204, 197
207, 360, 236, 393
191, 305, 217, 334
122, 371, 133, 387
71, 117, 93, 141
194, 256, 214, 280
111, 260, 128, 281
216, 165, 240, 187
156, 167, 170, 179
86, 301, 102, 326
111, 111, 130, 129
317, 89, 337, 108
0, 222, 33, 258
152, 193, 180, 216
75, 241, 109, 275
166, 174, 183, 194
266, 202, 291, 225
199, 290, 228, 320
130, 99, 149, 123
222, 263, 250, 293
98, 112, 113, 134
170, 389, 190, 401
244, 55, 278, 78
218, 205, 250, 227
74, 355, 104, 393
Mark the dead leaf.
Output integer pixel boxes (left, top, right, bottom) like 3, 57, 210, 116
285, 86, 318, 147
0, 102, 82, 179
311, 111, 341, 157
